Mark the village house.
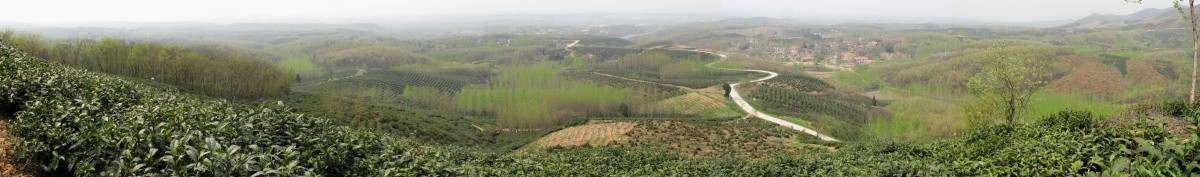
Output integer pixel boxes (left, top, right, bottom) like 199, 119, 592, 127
852, 56, 872, 65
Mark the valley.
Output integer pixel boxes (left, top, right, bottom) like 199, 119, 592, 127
0, 2, 1198, 176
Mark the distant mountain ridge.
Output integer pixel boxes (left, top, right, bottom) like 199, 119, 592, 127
1057, 8, 1197, 29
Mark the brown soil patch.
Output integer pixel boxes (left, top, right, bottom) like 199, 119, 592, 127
534, 121, 638, 147
1046, 62, 1128, 94
1, 115, 37, 177
532, 119, 832, 159
1126, 59, 1168, 84
1054, 55, 1097, 73
1112, 105, 1196, 138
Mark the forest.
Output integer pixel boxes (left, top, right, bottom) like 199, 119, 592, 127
0, 31, 293, 100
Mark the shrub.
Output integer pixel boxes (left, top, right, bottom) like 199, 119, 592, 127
1037, 110, 1096, 131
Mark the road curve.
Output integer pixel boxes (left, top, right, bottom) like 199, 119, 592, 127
565, 40, 579, 56
695, 50, 841, 142
563, 40, 840, 142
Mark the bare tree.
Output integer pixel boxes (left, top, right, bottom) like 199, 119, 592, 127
1187, 0, 1198, 103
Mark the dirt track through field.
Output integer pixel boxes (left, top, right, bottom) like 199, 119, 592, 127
588, 72, 706, 92
693, 49, 841, 142
561, 42, 840, 142
294, 69, 366, 88
566, 40, 579, 56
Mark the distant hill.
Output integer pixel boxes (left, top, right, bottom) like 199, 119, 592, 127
1057, 8, 1194, 29
715, 17, 809, 27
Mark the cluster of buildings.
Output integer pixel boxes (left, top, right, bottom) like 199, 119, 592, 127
751, 36, 905, 69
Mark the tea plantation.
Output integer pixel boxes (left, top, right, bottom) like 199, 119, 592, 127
1, 43, 1198, 176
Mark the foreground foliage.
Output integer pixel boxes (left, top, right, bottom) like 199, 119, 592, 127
1, 44, 1198, 176
270, 93, 491, 147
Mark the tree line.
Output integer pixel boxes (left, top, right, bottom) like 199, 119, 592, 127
0, 30, 293, 100
454, 63, 626, 129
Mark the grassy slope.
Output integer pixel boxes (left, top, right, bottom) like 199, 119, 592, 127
276, 55, 321, 78
267, 93, 493, 147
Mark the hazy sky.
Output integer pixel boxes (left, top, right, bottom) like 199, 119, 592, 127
0, 0, 1178, 25
726, 0, 1177, 22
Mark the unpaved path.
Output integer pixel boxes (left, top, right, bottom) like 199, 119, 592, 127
565, 40, 579, 56
1, 115, 36, 177
294, 69, 366, 88
693, 49, 841, 142
589, 72, 706, 92
562, 42, 840, 142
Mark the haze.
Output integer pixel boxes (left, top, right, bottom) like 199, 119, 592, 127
2, 0, 1177, 25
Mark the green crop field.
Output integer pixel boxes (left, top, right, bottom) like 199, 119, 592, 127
277, 55, 322, 79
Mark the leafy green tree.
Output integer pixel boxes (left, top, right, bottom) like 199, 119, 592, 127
454, 63, 626, 129
0, 31, 294, 100
963, 48, 1051, 125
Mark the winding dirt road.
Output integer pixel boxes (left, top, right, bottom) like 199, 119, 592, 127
695, 50, 841, 142
565, 40, 579, 56
562, 41, 840, 142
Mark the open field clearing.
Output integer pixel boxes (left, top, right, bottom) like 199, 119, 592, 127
533, 121, 638, 148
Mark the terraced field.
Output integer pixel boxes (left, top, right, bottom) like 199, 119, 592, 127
614, 120, 829, 158
531, 121, 638, 148
643, 92, 741, 117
